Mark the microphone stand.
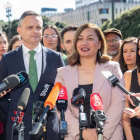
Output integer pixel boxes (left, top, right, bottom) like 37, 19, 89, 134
11, 113, 25, 140
59, 108, 68, 140
79, 103, 87, 140
91, 110, 106, 140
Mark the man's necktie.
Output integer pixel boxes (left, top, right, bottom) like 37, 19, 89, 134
28, 50, 38, 92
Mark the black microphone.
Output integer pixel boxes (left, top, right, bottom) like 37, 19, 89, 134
33, 83, 54, 123
71, 87, 87, 127
56, 86, 68, 137
102, 71, 140, 107
0, 75, 20, 93
16, 71, 29, 87
12, 88, 30, 129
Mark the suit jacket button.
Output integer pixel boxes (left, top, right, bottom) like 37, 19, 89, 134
33, 94, 36, 98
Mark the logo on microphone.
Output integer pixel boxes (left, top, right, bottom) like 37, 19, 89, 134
58, 87, 65, 98
40, 84, 50, 96
93, 94, 101, 106
18, 73, 25, 83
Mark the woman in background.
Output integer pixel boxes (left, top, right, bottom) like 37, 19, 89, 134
7, 35, 22, 52
55, 23, 125, 140
122, 37, 140, 140
41, 25, 67, 61
119, 37, 137, 74
0, 32, 8, 61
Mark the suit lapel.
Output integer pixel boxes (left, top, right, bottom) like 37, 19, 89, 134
92, 62, 109, 93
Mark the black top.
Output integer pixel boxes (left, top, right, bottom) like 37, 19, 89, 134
124, 68, 140, 140
79, 84, 95, 128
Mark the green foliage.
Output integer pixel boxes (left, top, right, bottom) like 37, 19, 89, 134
101, 6, 140, 39
0, 16, 68, 40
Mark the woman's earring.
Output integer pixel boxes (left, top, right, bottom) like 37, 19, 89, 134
99, 49, 101, 57
124, 62, 126, 65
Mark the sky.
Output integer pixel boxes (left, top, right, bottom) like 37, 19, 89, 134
0, 0, 75, 22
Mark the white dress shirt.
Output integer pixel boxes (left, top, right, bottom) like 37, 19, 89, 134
22, 43, 42, 81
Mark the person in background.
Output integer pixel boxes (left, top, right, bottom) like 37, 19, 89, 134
0, 32, 8, 61
119, 37, 137, 74
103, 28, 123, 61
55, 23, 125, 140
41, 25, 67, 62
0, 31, 8, 140
61, 26, 78, 65
7, 35, 22, 52
122, 37, 140, 140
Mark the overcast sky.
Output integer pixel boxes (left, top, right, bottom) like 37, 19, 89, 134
0, 0, 75, 22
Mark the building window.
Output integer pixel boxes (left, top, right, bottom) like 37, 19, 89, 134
116, 9, 117, 14
101, 19, 107, 24
99, 9, 108, 14
120, 8, 122, 13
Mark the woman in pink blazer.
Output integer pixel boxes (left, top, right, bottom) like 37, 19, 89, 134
55, 23, 125, 140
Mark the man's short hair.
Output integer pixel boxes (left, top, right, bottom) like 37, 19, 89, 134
103, 28, 123, 39
61, 26, 78, 42
18, 10, 43, 27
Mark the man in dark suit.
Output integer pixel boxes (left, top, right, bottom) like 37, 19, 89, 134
0, 11, 64, 140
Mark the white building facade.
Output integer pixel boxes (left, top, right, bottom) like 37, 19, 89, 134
50, 2, 139, 27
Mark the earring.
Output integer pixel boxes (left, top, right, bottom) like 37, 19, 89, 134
124, 62, 126, 65
99, 49, 101, 57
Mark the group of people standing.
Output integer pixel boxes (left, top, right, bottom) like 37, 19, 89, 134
0, 10, 140, 140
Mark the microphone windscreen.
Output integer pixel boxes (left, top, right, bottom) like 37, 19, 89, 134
16, 71, 29, 87
73, 88, 86, 97
56, 86, 68, 112
17, 88, 30, 110
90, 93, 103, 111
3, 75, 20, 90
38, 83, 54, 103
44, 82, 62, 110
57, 86, 68, 100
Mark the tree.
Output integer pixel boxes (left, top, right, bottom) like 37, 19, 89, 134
101, 6, 140, 39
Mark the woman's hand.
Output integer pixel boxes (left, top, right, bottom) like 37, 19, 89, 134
82, 128, 97, 140
129, 106, 140, 118
125, 93, 140, 107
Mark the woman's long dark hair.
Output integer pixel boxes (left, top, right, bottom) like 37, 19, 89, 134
137, 38, 140, 73
119, 37, 138, 74
41, 25, 61, 52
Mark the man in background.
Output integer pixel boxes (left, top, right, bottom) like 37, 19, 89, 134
103, 28, 123, 61
61, 26, 78, 65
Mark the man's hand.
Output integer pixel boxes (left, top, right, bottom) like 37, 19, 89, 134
0, 89, 11, 98
82, 128, 97, 140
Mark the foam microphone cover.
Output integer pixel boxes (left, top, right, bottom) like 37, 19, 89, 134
17, 88, 30, 111
3, 75, 20, 90
16, 71, 29, 87
90, 93, 103, 111
73, 88, 86, 97
44, 82, 62, 110
56, 86, 68, 112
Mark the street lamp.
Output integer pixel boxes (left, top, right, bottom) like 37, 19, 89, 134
111, 0, 115, 28
4, 2, 12, 41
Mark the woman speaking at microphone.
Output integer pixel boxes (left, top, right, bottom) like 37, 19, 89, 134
55, 23, 125, 140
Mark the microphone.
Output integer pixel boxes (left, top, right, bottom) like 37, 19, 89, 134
12, 88, 30, 129
0, 75, 20, 93
0, 71, 29, 94
71, 87, 87, 127
33, 83, 54, 123
16, 71, 29, 87
56, 86, 68, 136
29, 82, 62, 139
101, 71, 140, 107
90, 93, 106, 134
